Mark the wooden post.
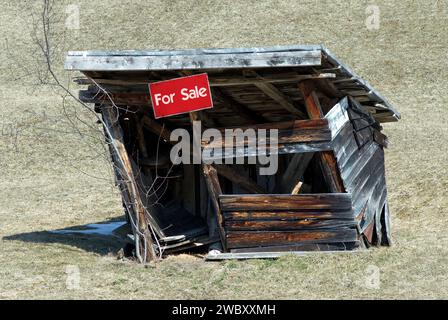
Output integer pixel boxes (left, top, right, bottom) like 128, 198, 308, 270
189, 112, 227, 251
299, 80, 345, 192
102, 106, 157, 262
203, 164, 227, 251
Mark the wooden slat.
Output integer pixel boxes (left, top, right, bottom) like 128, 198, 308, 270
202, 119, 331, 149
202, 141, 334, 162
202, 164, 226, 250
332, 121, 358, 163
324, 97, 350, 138
224, 210, 354, 221
224, 219, 357, 231
351, 160, 385, 213
74, 72, 336, 87
205, 249, 358, 260
219, 194, 352, 211
253, 81, 307, 118
360, 176, 387, 233
203, 128, 331, 148
340, 142, 380, 183
347, 148, 384, 197
66, 50, 322, 71
230, 241, 360, 253
226, 228, 358, 248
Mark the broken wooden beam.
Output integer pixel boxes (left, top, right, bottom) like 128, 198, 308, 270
215, 165, 267, 194
101, 106, 157, 262
299, 80, 345, 192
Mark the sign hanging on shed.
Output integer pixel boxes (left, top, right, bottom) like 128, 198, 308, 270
149, 73, 213, 119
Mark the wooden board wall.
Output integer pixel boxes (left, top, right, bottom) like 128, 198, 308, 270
219, 194, 359, 251
332, 99, 391, 246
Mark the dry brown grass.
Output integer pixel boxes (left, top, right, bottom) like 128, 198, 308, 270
0, 0, 447, 299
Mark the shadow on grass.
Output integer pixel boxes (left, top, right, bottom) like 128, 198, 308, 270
3, 217, 129, 256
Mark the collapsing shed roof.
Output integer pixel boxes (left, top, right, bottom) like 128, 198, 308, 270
65, 45, 400, 123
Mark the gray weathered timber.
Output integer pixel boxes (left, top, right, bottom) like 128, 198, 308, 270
219, 193, 353, 211
65, 50, 321, 71
201, 141, 334, 161
205, 250, 358, 260
324, 97, 350, 138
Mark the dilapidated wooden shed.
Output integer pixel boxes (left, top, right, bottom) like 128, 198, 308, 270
65, 45, 399, 262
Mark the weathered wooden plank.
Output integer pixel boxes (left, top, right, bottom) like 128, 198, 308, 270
202, 166, 226, 251
360, 176, 387, 233
66, 50, 322, 71
205, 249, 358, 260
202, 141, 334, 162
340, 142, 380, 183
253, 81, 307, 118
332, 121, 358, 164
224, 219, 357, 231
230, 241, 361, 253
203, 127, 331, 149
324, 97, 350, 138
219, 193, 353, 211
76, 72, 336, 87
351, 161, 385, 214
162, 235, 219, 253
226, 228, 358, 248
345, 146, 384, 194
68, 45, 323, 57
277, 141, 334, 154
361, 184, 386, 245
224, 209, 354, 221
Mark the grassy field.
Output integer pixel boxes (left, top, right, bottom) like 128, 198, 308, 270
0, 0, 447, 299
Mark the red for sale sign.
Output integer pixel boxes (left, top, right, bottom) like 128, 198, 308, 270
149, 73, 213, 119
